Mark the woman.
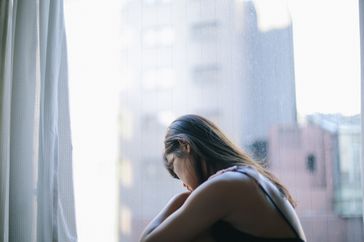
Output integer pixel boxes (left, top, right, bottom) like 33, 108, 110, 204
140, 114, 306, 242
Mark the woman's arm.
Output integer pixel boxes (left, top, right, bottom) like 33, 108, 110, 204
140, 192, 191, 240
139, 177, 232, 242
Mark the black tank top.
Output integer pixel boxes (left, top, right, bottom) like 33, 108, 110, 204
210, 167, 305, 242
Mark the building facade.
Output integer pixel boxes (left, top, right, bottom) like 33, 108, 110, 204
269, 119, 363, 242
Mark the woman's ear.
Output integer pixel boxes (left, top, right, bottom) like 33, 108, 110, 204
185, 143, 190, 153
178, 140, 190, 153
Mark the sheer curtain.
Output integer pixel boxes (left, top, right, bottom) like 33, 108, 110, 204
0, 0, 77, 241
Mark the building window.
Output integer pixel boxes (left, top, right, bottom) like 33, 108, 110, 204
249, 140, 268, 164
190, 21, 219, 41
192, 63, 220, 84
142, 68, 175, 90
143, 26, 175, 48
306, 154, 316, 173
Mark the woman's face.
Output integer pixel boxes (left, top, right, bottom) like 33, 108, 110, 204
166, 152, 198, 191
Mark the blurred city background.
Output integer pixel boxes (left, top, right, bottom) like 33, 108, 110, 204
64, 0, 363, 241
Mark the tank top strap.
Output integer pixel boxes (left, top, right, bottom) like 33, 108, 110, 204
231, 166, 306, 241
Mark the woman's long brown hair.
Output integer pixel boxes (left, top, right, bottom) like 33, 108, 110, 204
163, 114, 297, 207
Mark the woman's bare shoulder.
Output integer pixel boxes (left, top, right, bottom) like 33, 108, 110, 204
189, 167, 259, 208
204, 166, 257, 190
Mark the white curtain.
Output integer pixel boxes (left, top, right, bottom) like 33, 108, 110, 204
0, 0, 77, 241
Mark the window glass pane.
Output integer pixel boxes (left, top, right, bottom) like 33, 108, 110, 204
64, 0, 363, 241
117, 0, 362, 241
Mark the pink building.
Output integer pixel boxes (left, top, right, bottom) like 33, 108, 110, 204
268, 124, 363, 242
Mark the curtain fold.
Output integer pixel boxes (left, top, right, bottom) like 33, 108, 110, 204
0, 0, 77, 241
0, 0, 13, 241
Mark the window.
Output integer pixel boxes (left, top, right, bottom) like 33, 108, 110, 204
250, 140, 268, 163
306, 154, 316, 173
143, 27, 175, 48
63, 0, 364, 241
192, 63, 221, 84
142, 67, 175, 90
190, 21, 219, 41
